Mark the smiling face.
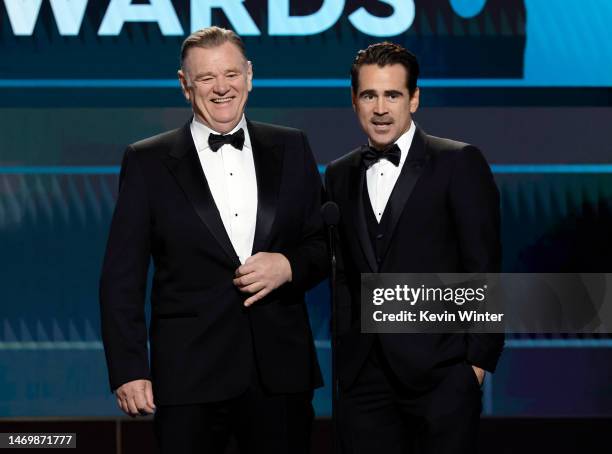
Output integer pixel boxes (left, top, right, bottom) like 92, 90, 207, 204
178, 41, 253, 134
352, 63, 419, 150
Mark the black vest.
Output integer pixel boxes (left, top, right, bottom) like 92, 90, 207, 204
363, 179, 394, 272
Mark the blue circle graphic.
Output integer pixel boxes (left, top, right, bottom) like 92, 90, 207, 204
449, 0, 487, 19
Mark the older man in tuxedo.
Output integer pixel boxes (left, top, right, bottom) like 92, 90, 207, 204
325, 42, 504, 453
100, 27, 326, 454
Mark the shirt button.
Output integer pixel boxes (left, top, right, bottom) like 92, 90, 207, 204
230, 172, 233, 176
235, 213, 238, 217
376, 234, 384, 240
381, 173, 384, 176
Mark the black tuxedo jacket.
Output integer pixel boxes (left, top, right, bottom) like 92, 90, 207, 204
100, 120, 326, 405
325, 126, 504, 391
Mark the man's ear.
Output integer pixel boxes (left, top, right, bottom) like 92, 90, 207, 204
246, 61, 253, 92
351, 91, 357, 112
409, 87, 420, 114
177, 69, 190, 102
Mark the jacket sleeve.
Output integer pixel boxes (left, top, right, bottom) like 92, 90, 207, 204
283, 131, 329, 292
99, 145, 151, 391
449, 146, 504, 372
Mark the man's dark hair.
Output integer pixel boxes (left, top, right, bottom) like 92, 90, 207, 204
180, 26, 247, 68
350, 42, 419, 97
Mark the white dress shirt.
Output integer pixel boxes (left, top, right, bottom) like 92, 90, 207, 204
366, 121, 416, 223
190, 115, 258, 264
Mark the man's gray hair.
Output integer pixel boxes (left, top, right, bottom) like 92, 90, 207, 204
180, 26, 247, 68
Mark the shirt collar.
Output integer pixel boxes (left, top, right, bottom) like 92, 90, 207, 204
190, 114, 251, 152
395, 121, 416, 167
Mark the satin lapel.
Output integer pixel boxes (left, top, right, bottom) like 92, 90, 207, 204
248, 121, 283, 254
349, 154, 377, 272
164, 122, 240, 267
379, 128, 428, 263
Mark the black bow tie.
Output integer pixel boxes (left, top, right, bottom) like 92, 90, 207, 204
361, 144, 401, 168
208, 128, 245, 152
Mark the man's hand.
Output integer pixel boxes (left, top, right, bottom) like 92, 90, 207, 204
472, 365, 485, 386
233, 252, 292, 307
115, 379, 156, 416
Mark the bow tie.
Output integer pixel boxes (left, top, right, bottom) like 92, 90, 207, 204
208, 128, 245, 152
361, 143, 401, 168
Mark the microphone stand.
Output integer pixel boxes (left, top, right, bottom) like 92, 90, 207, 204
328, 223, 338, 454
322, 200, 340, 453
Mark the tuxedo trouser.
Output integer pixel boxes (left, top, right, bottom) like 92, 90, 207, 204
338, 341, 482, 454
154, 366, 314, 454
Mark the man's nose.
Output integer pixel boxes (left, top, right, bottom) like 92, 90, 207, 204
374, 97, 387, 115
213, 77, 230, 94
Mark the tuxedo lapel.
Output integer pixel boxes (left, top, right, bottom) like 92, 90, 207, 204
379, 127, 428, 263
248, 120, 283, 254
164, 122, 240, 267
348, 152, 377, 272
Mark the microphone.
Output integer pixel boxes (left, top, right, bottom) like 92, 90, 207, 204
321, 201, 340, 227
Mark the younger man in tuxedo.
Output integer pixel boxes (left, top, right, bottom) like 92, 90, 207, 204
325, 42, 503, 454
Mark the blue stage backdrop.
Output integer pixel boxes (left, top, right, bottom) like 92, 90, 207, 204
1, 0, 612, 418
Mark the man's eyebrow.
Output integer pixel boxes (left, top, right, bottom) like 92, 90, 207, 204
194, 71, 214, 78
358, 89, 377, 97
384, 90, 404, 96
